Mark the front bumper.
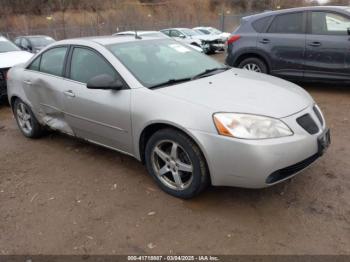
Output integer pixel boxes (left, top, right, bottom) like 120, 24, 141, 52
210, 43, 225, 51
190, 106, 329, 188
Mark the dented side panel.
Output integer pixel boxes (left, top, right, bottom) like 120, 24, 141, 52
22, 71, 74, 135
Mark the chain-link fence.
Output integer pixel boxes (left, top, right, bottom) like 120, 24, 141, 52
2, 13, 252, 41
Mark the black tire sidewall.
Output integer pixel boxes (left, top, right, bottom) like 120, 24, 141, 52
145, 129, 208, 199
239, 57, 268, 74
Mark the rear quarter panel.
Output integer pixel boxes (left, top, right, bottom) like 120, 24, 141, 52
227, 19, 258, 66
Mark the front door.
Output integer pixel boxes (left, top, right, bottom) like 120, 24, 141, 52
62, 47, 133, 154
304, 11, 350, 81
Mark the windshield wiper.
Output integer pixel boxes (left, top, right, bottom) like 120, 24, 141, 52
148, 78, 192, 89
191, 67, 230, 80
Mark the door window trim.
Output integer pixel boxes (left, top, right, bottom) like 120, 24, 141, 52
267, 11, 307, 34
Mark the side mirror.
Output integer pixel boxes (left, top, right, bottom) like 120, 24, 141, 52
347, 28, 350, 35
87, 74, 124, 90
179, 34, 186, 39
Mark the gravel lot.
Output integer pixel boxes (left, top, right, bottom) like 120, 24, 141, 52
0, 53, 349, 255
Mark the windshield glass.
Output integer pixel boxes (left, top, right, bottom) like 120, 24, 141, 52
198, 29, 211, 35
0, 37, 20, 53
29, 37, 55, 47
107, 39, 226, 88
181, 29, 200, 36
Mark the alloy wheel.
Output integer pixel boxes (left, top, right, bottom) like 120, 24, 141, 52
151, 140, 194, 191
242, 63, 262, 72
16, 102, 33, 135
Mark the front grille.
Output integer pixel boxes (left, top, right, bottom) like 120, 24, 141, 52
266, 153, 320, 184
313, 106, 324, 126
297, 114, 319, 135
0, 71, 5, 81
0, 69, 9, 97
0, 81, 7, 97
211, 39, 224, 44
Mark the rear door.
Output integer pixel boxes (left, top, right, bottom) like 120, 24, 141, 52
304, 11, 350, 81
23, 46, 72, 134
257, 11, 306, 79
62, 46, 133, 154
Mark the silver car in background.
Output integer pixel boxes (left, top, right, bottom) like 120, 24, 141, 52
112, 31, 204, 52
7, 35, 330, 199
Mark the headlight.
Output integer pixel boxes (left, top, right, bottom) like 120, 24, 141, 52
213, 113, 293, 139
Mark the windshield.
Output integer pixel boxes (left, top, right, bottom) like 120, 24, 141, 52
107, 39, 226, 88
198, 29, 211, 35
0, 37, 20, 53
181, 29, 200, 36
29, 37, 55, 47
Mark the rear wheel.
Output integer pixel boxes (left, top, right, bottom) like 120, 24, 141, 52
145, 129, 210, 199
13, 99, 45, 138
238, 57, 268, 74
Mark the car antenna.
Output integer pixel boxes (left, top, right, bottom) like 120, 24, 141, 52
135, 30, 142, 40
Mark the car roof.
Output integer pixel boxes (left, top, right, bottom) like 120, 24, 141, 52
162, 28, 191, 31
115, 30, 159, 34
194, 27, 212, 29
16, 35, 53, 39
52, 35, 168, 47
245, 5, 350, 20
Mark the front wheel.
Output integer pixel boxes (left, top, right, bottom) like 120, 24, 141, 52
238, 57, 268, 74
145, 129, 210, 199
13, 99, 45, 138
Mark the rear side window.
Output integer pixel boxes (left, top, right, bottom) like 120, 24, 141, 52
161, 30, 170, 36
69, 47, 117, 84
252, 16, 272, 33
40, 47, 68, 77
268, 12, 304, 34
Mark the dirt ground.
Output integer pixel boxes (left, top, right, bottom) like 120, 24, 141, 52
0, 53, 349, 255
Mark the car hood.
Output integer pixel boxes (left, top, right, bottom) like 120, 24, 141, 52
156, 69, 313, 119
0, 51, 33, 68
190, 35, 221, 41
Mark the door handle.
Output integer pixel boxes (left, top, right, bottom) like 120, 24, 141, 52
64, 90, 75, 98
259, 39, 270, 44
309, 42, 321, 47
23, 80, 32, 85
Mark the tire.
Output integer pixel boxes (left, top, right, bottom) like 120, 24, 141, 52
238, 57, 268, 74
145, 128, 210, 199
13, 98, 45, 138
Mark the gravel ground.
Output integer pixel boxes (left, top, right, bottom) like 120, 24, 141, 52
0, 53, 349, 255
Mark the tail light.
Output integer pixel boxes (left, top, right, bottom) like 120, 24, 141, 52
227, 35, 241, 45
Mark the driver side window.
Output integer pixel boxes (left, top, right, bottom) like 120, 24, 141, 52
311, 12, 350, 35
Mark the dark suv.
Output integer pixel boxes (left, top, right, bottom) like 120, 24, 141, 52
226, 6, 350, 82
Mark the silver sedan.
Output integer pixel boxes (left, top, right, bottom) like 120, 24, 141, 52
7, 35, 330, 199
